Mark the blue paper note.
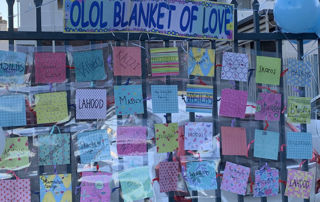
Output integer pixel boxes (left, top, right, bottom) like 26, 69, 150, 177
286, 132, 312, 159
254, 130, 280, 160
151, 85, 178, 113
76, 130, 111, 164
0, 50, 26, 84
38, 133, 70, 166
287, 59, 311, 87
114, 85, 144, 115
0, 94, 26, 127
185, 161, 217, 191
73, 50, 106, 82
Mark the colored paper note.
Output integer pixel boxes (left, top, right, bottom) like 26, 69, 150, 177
113, 47, 141, 76
186, 84, 213, 113
221, 162, 250, 195
184, 122, 213, 151
256, 56, 281, 85
254, 167, 279, 197
188, 48, 215, 77
287, 96, 311, 124
38, 133, 70, 166
0, 137, 29, 170
286, 132, 312, 160
185, 161, 217, 191
285, 169, 313, 199
151, 85, 178, 113
159, 161, 179, 192
0, 179, 31, 202
117, 126, 147, 156
221, 127, 247, 156
150, 47, 179, 77
76, 130, 111, 164
73, 50, 106, 82
34, 92, 68, 124
155, 123, 179, 153
0, 50, 26, 84
80, 172, 112, 202
219, 89, 248, 118
114, 85, 144, 115
35, 52, 66, 84
118, 166, 153, 201
255, 92, 281, 121
40, 174, 72, 202
221, 52, 249, 82
287, 59, 312, 87
76, 89, 107, 119
254, 129, 280, 160
0, 94, 26, 127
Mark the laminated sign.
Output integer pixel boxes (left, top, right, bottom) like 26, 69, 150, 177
64, 0, 234, 40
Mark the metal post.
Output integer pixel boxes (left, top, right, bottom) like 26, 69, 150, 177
277, 35, 288, 202
6, 0, 15, 49
297, 40, 310, 202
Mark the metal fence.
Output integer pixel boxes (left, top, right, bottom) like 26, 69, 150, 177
2, 0, 320, 202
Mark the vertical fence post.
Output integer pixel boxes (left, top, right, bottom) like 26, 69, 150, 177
277, 33, 288, 202
187, 40, 198, 202
297, 40, 310, 202
6, 0, 15, 49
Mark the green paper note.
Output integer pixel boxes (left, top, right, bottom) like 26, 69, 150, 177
0, 137, 29, 170
256, 56, 281, 85
288, 96, 311, 124
119, 166, 153, 201
34, 92, 68, 124
155, 123, 179, 153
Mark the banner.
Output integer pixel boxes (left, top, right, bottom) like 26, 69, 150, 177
64, 0, 234, 40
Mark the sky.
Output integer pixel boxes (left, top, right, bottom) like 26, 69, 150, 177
0, 1, 18, 28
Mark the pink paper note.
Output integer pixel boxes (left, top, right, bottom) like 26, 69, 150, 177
117, 126, 147, 156
221, 127, 247, 156
159, 161, 179, 192
0, 179, 31, 201
219, 89, 248, 118
221, 162, 250, 195
255, 92, 281, 121
285, 169, 313, 199
35, 52, 66, 84
80, 172, 112, 202
113, 47, 141, 76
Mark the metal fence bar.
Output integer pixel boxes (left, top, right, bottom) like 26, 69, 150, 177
277, 30, 288, 202
298, 40, 310, 202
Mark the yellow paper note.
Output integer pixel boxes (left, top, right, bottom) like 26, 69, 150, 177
34, 92, 68, 124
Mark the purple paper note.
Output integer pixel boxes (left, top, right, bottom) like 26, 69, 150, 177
80, 172, 112, 202
219, 89, 248, 118
117, 126, 147, 156
285, 169, 313, 199
255, 92, 281, 121
221, 161, 250, 195
76, 89, 107, 120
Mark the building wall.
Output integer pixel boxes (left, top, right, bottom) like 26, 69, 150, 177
0, 16, 8, 51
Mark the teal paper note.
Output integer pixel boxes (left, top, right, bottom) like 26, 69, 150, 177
38, 133, 70, 166
119, 166, 153, 201
254, 130, 280, 160
114, 85, 144, 115
0, 50, 26, 84
73, 50, 106, 82
185, 161, 217, 191
0, 94, 26, 127
287, 132, 312, 159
